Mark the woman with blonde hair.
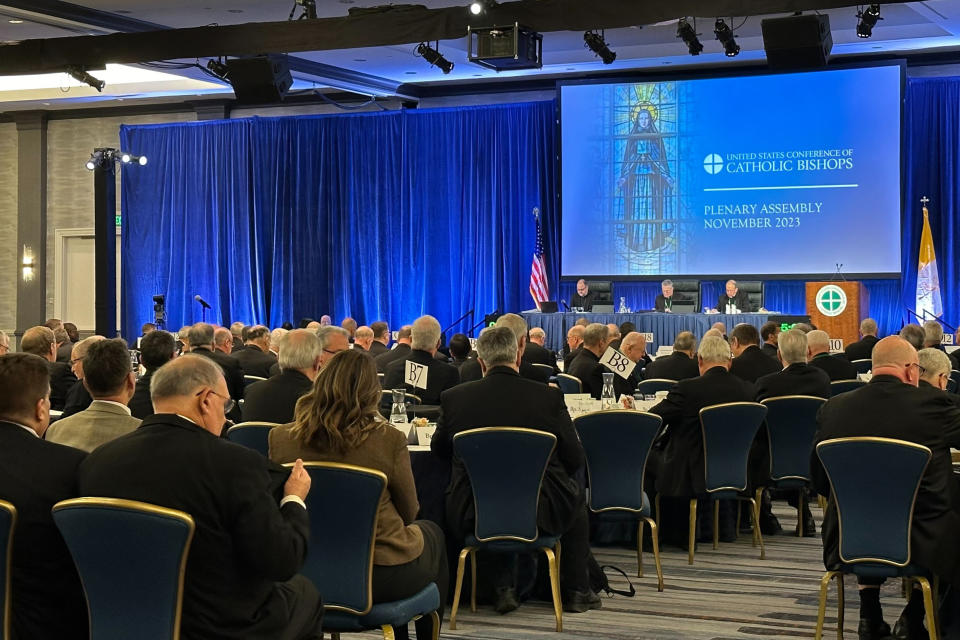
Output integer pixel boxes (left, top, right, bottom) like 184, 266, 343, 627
269, 349, 447, 639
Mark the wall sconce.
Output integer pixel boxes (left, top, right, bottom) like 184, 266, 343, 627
22, 245, 34, 282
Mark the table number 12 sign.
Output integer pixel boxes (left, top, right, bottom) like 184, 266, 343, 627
405, 360, 429, 390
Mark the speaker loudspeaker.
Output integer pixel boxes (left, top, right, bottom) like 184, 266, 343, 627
761, 14, 833, 69
225, 55, 293, 104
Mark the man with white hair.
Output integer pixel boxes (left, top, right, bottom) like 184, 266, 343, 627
244, 330, 323, 424
917, 347, 956, 397
715, 279, 753, 313
270, 327, 288, 357
382, 315, 459, 405
234, 325, 277, 379
845, 318, 880, 362
78, 355, 324, 640
649, 335, 757, 545
923, 320, 946, 351
563, 324, 586, 370
807, 330, 857, 380
523, 326, 558, 373
353, 326, 374, 352
229, 321, 246, 352
900, 323, 925, 351
643, 331, 699, 381
461, 314, 549, 384
655, 279, 687, 312
214, 327, 234, 355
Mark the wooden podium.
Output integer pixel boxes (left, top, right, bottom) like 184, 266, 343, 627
805, 282, 869, 348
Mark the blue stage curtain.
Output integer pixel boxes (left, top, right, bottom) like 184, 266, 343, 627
120, 102, 557, 338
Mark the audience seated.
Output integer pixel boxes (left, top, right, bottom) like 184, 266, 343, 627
382, 316, 459, 404
0, 353, 89, 639
229, 321, 246, 352
756, 330, 830, 400
461, 314, 549, 384
269, 349, 447, 639
176, 325, 191, 354
606, 324, 622, 351
341, 317, 358, 342
234, 325, 278, 379
46, 339, 140, 452
523, 327, 558, 373
130, 330, 176, 419
244, 330, 322, 424
566, 323, 612, 398
20, 325, 77, 411
353, 326, 374, 353
188, 322, 245, 402
61, 335, 105, 418
213, 327, 235, 355
56, 323, 77, 364
923, 320, 946, 351
78, 355, 323, 640
447, 333, 472, 368
643, 331, 699, 381
917, 347, 960, 408
319, 315, 332, 326
899, 323, 925, 351
812, 337, 960, 640
375, 325, 412, 373
844, 318, 880, 362
369, 321, 391, 356
760, 321, 780, 361
711, 321, 727, 337
270, 328, 288, 357
563, 324, 585, 370
433, 327, 597, 614
807, 330, 857, 380
729, 324, 781, 383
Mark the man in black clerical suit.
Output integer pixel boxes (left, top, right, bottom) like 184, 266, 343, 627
383, 316, 459, 405
369, 321, 391, 356
715, 279, 753, 313
807, 330, 858, 381
756, 330, 831, 401
433, 327, 598, 613
20, 325, 77, 411
375, 325, 412, 373
654, 279, 688, 313
760, 321, 780, 361
566, 323, 611, 398
563, 325, 585, 370
570, 279, 596, 311
0, 354, 88, 640
812, 337, 960, 640
243, 330, 320, 424
79, 356, 323, 640
917, 347, 960, 406
643, 331, 700, 381
730, 324, 781, 383
188, 322, 245, 401
460, 314, 550, 384
233, 325, 278, 379
130, 329, 177, 418
844, 318, 880, 363
524, 327, 558, 372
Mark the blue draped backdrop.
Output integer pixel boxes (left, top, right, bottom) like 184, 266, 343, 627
120, 77, 960, 340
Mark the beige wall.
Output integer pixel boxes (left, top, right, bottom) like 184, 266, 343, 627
0, 123, 17, 333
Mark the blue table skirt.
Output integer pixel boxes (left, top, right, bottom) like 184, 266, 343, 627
521, 312, 771, 353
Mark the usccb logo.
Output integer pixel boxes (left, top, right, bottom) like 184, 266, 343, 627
816, 285, 847, 317
703, 153, 724, 175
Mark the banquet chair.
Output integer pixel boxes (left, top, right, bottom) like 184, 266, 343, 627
759, 396, 827, 536
851, 359, 872, 375
52, 498, 194, 640
948, 370, 959, 394
814, 438, 939, 640
574, 411, 664, 589
243, 375, 267, 388
830, 379, 866, 396
635, 379, 675, 396
556, 373, 582, 395
449, 428, 563, 632
292, 463, 440, 640
224, 422, 281, 456
0, 500, 14, 640
531, 363, 555, 376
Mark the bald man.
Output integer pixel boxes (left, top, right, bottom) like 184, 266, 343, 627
563, 325, 586, 370
812, 337, 960, 639
807, 330, 857, 381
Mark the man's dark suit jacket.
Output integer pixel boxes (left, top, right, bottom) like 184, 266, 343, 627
566, 348, 604, 398
570, 291, 597, 311
731, 345, 781, 383
78, 414, 317, 640
843, 334, 879, 363
375, 343, 411, 373
433, 367, 585, 537
715, 290, 753, 313
382, 348, 459, 405
523, 342, 559, 373
812, 376, 960, 582
563, 345, 582, 371
650, 366, 757, 496
643, 351, 699, 381
654, 293, 688, 312
809, 352, 858, 381
62, 379, 93, 418
756, 362, 831, 400
233, 345, 277, 379
56, 341, 74, 363
761, 342, 779, 361
919, 379, 960, 408
950, 350, 960, 373
129, 370, 155, 419
458, 357, 550, 385
0, 422, 88, 639
48, 361, 78, 411
368, 341, 389, 357
190, 347, 245, 400
243, 370, 313, 424
232, 337, 245, 352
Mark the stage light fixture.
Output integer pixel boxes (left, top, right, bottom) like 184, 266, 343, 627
856, 4, 882, 38
584, 30, 616, 64
677, 18, 703, 55
206, 58, 230, 81
85, 159, 97, 171
415, 42, 455, 74
84, 148, 148, 171
468, 0, 497, 15
714, 19, 740, 57
65, 65, 106, 92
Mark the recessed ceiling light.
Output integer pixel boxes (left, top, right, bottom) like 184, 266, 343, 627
8, 19, 24, 24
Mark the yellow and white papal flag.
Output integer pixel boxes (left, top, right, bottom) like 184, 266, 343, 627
916, 200, 943, 319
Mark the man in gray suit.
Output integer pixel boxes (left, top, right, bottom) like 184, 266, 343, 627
46, 338, 140, 452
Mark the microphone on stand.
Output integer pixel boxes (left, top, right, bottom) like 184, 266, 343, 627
194, 295, 211, 309
560, 299, 571, 311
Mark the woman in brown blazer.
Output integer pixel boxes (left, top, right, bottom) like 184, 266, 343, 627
269, 349, 448, 639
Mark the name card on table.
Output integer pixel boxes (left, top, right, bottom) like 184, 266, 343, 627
829, 338, 844, 353
391, 421, 413, 438
392, 331, 399, 341
416, 424, 436, 446
600, 347, 636, 380
405, 360, 428, 390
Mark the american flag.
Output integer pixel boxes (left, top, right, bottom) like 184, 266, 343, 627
529, 207, 549, 309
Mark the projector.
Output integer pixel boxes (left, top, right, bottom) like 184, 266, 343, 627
467, 23, 543, 71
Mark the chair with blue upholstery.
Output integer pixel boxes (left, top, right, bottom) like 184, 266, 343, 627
556, 373, 582, 395
224, 421, 281, 456
574, 411, 664, 590
760, 396, 827, 536
635, 379, 676, 396
830, 379, 866, 396
51, 497, 194, 640
814, 438, 939, 640
243, 375, 267, 388
449, 427, 563, 632
948, 370, 959, 394
851, 359, 872, 375
1, 499, 15, 640
293, 462, 440, 640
